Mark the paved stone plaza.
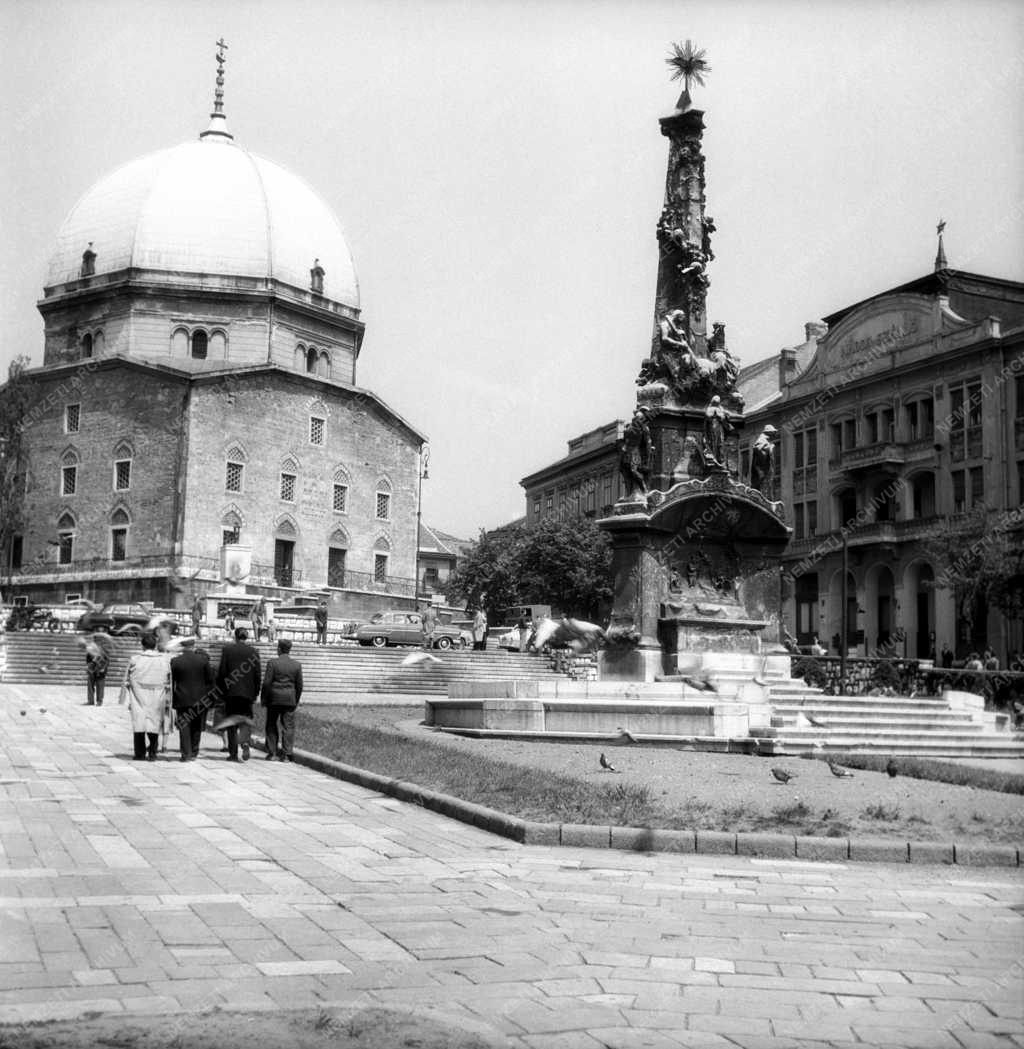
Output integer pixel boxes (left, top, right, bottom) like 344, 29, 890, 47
1, 684, 1022, 1048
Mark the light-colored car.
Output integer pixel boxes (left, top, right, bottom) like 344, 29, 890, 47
355, 610, 467, 650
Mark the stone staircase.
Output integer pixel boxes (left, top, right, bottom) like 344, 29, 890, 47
0, 632, 564, 698
768, 681, 1024, 758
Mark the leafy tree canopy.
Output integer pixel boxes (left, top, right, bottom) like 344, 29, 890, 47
447, 515, 613, 622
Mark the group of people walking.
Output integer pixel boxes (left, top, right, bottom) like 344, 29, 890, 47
111, 628, 303, 763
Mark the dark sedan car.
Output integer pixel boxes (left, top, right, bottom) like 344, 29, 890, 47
76, 603, 177, 636
5, 604, 61, 632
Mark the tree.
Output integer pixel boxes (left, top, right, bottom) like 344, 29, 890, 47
447, 515, 614, 622
0, 356, 32, 596
921, 506, 1024, 651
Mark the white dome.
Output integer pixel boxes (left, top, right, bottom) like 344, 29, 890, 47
46, 137, 359, 307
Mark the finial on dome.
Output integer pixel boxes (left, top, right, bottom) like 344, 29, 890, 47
200, 38, 233, 141
934, 217, 948, 272
666, 39, 710, 112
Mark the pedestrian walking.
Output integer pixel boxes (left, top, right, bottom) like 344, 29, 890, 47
314, 599, 328, 646
170, 637, 215, 762
421, 603, 438, 648
215, 627, 261, 762
84, 634, 110, 706
472, 607, 488, 652
517, 612, 533, 653
261, 638, 303, 761
191, 595, 203, 639
119, 632, 171, 761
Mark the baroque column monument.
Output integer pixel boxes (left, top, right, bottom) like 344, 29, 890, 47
599, 41, 791, 683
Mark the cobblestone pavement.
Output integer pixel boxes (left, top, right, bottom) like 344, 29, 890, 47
1, 685, 1022, 1049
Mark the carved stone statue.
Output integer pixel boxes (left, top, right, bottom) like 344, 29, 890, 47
703, 395, 730, 468
750, 424, 778, 497
619, 406, 655, 499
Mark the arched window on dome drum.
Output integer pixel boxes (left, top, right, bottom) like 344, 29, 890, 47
209, 330, 227, 360
82, 333, 93, 359
306, 347, 318, 374
80, 243, 96, 278
318, 351, 331, 378
191, 330, 208, 360
171, 328, 189, 357
93, 331, 105, 355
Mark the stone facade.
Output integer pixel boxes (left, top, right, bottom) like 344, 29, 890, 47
6, 357, 422, 610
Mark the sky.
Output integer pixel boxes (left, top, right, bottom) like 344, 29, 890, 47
2, 0, 1022, 540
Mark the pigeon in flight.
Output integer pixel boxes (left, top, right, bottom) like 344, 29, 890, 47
771, 767, 795, 784
886, 758, 898, 778
615, 727, 639, 745
599, 752, 619, 773
827, 760, 854, 778
401, 650, 442, 667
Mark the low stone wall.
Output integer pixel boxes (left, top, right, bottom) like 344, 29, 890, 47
792, 655, 1024, 706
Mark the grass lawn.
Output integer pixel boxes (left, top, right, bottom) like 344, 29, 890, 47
253, 704, 1024, 845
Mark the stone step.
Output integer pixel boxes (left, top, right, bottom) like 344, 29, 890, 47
772, 736, 1024, 758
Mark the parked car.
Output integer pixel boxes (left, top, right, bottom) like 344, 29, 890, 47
5, 604, 61, 632
76, 603, 178, 636
354, 610, 467, 650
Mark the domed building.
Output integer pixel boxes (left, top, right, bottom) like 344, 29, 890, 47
5, 51, 426, 614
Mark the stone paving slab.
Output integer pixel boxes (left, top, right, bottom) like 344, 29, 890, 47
0, 684, 1022, 1048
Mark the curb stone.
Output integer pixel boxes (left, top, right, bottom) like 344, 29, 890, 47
253, 738, 1022, 867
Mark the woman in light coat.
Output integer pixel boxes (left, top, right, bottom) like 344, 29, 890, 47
120, 632, 172, 761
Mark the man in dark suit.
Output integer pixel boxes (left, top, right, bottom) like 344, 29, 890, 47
216, 626, 261, 762
170, 637, 215, 762
261, 638, 303, 761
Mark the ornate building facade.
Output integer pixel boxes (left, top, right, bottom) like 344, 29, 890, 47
3, 49, 426, 613
741, 253, 1024, 661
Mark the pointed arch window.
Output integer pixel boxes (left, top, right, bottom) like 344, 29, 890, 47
222, 508, 243, 546
113, 442, 133, 492
332, 467, 349, 513
225, 446, 246, 493
306, 346, 319, 374
82, 333, 93, 358
375, 478, 392, 521
61, 450, 79, 497
110, 508, 129, 562
57, 512, 76, 565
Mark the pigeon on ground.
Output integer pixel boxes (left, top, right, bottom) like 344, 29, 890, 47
533, 617, 605, 654
806, 713, 827, 728
886, 758, 898, 778
401, 650, 442, 667
19, 710, 26, 716
828, 760, 854, 778
681, 672, 717, 693
599, 752, 619, 773
615, 727, 639, 745
771, 767, 795, 784
38, 708, 47, 714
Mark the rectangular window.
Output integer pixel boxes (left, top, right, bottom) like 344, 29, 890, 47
333, 483, 348, 513
111, 528, 127, 562
806, 500, 817, 537
868, 414, 879, 444
273, 539, 295, 587
114, 460, 131, 491
907, 401, 918, 437
952, 469, 966, 513
545, 490, 554, 516
309, 416, 325, 445
373, 552, 388, 582
225, 461, 243, 493
280, 472, 296, 502
969, 465, 985, 508
222, 527, 239, 546
65, 404, 80, 433
375, 492, 390, 520
830, 422, 843, 456
9, 535, 23, 571
792, 427, 817, 498
1018, 459, 1024, 506
58, 531, 74, 565
843, 419, 857, 448
61, 465, 77, 496
532, 497, 541, 519
328, 547, 347, 587
794, 503, 805, 540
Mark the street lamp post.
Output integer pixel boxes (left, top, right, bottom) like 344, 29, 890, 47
415, 447, 430, 602
840, 532, 848, 696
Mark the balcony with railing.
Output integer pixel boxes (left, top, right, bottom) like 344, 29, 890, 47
838, 442, 905, 473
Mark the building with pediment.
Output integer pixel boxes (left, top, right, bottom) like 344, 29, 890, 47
744, 243, 1024, 661
3, 48, 427, 614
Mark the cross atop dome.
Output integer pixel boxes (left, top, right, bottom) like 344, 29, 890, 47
200, 38, 233, 142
